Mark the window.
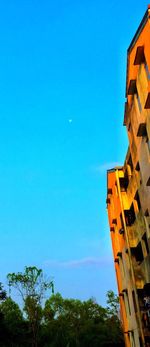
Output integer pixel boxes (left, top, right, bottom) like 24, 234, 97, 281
145, 92, 150, 109
124, 203, 136, 226
135, 161, 140, 171
146, 176, 150, 186
128, 80, 137, 95
120, 213, 124, 229
131, 242, 144, 264
134, 46, 145, 65
119, 177, 128, 191
144, 209, 149, 217
139, 337, 143, 347
142, 233, 149, 256
146, 136, 150, 155
128, 154, 133, 173
134, 191, 141, 212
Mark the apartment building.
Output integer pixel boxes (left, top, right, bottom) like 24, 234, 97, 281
107, 6, 150, 347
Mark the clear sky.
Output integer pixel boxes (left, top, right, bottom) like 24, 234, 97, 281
0, 0, 148, 305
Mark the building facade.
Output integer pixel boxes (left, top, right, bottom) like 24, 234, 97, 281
107, 6, 150, 347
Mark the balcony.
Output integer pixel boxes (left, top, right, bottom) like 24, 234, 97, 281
119, 177, 129, 191
145, 92, 150, 109
132, 254, 150, 289
119, 228, 124, 235
132, 95, 146, 138
128, 62, 148, 139
112, 218, 117, 225
130, 139, 137, 165
134, 46, 145, 65
114, 258, 119, 264
132, 261, 144, 289
137, 122, 147, 137
107, 188, 112, 195
127, 210, 146, 247
137, 286, 150, 336
126, 172, 137, 203
137, 62, 148, 109
127, 80, 137, 95
127, 225, 139, 247
124, 204, 136, 227
141, 313, 150, 337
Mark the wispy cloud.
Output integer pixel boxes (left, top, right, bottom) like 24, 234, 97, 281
43, 256, 112, 269
91, 162, 122, 174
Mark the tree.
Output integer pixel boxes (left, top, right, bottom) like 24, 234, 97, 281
0, 297, 26, 347
43, 293, 123, 347
7, 266, 54, 347
0, 282, 6, 301
105, 291, 124, 347
106, 290, 120, 317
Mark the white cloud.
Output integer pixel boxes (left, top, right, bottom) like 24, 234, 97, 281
43, 256, 112, 269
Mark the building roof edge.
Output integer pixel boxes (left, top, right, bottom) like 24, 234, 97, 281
127, 6, 149, 54
125, 5, 150, 99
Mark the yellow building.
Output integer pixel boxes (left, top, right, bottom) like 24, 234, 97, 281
107, 6, 150, 347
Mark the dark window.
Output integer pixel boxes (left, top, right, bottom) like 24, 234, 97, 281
139, 337, 143, 347
145, 92, 150, 109
120, 213, 124, 229
124, 203, 136, 226
142, 233, 149, 255
134, 191, 141, 211
119, 177, 128, 191
146, 136, 150, 154
119, 213, 124, 235
146, 177, 150, 186
135, 161, 140, 171
145, 209, 149, 217
134, 46, 145, 65
131, 242, 144, 263
128, 154, 133, 173
128, 80, 137, 95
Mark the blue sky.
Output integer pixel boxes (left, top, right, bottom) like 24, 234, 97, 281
0, 0, 148, 305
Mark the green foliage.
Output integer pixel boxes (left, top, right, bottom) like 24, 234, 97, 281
42, 293, 124, 347
0, 282, 6, 301
7, 266, 54, 303
7, 266, 54, 347
0, 270, 124, 347
0, 297, 23, 323
0, 297, 27, 347
24, 296, 43, 322
106, 290, 120, 317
